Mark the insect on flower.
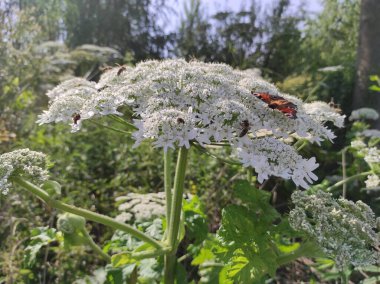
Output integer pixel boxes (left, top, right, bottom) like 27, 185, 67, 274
328, 98, 342, 114
117, 66, 127, 76
239, 120, 250, 137
100, 66, 113, 72
72, 113, 81, 125
177, 117, 185, 124
252, 92, 297, 119
97, 85, 109, 92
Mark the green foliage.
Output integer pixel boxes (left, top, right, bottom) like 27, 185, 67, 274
216, 181, 280, 282
63, 0, 170, 61
369, 75, 380, 92
24, 227, 58, 266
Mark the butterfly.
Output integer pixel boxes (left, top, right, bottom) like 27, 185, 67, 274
252, 92, 297, 119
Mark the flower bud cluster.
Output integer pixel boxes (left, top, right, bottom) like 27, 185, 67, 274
0, 149, 48, 194
37, 59, 345, 188
289, 190, 380, 268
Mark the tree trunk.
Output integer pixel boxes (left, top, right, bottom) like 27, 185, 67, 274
353, 0, 380, 129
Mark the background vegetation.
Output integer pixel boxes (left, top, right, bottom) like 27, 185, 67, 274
1, 0, 379, 283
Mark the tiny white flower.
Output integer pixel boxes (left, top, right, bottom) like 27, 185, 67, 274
365, 174, 380, 188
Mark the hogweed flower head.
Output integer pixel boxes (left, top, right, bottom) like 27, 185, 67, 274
303, 101, 345, 128
365, 174, 380, 189
362, 129, 380, 138
115, 192, 166, 223
37, 59, 345, 188
289, 190, 380, 268
349, 108, 379, 121
0, 149, 49, 194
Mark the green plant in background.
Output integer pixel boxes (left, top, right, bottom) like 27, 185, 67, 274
1, 59, 378, 283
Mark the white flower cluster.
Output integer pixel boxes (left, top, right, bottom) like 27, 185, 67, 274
115, 192, 165, 223
350, 139, 380, 166
0, 149, 49, 194
365, 174, 380, 188
349, 108, 379, 121
37, 59, 345, 188
289, 190, 380, 268
363, 147, 380, 165
302, 101, 345, 128
362, 129, 380, 138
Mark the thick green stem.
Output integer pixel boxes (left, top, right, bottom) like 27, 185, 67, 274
247, 168, 252, 183
325, 171, 372, 192
342, 148, 347, 198
164, 149, 173, 233
12, 177, 164, 250
167, 147, 189, 249
80, 228, 111, 261
164, 147, 189, 284
114, 247, 169, 261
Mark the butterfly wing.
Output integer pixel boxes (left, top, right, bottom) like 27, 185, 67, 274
252, 92, 297, 119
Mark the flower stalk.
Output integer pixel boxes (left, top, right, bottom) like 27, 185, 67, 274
12, 177, 164, 250
80, 228, 111, 261
164, 149, 173, 231
325, 171, 372, 191
164, 147, 189, 284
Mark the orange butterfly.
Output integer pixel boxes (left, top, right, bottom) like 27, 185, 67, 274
252, 92, 297, 119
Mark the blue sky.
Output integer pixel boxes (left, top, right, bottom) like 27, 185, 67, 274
217, 0, 322, 13
163, 0, 323, 31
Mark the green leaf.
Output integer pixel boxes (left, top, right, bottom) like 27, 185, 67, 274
362, 276, 380, 284
111, 252, 137, 267
192, 247, 215, 266
234, 180, 280, 224
369, 85, 380, 92
183, 196, 208, 244
215, 181, 285, 282
361, 265, 380, 273
369, 75, 379, 82
24, 227, 57, 266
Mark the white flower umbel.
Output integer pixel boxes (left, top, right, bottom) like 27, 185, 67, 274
38, 59, 345, 188
349, 108, 379, 121
0, 149, 49, 194
303, 101, 345, 128
289, 190, 380, 268
365, 174, 380, 188
115, 192, 165, 223
363, 147, 380, 165
350, 139, 367, 149
362, 129, 380, 138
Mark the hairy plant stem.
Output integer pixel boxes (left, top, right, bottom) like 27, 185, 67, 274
247, 168, 252, 183
80, 228, 111, 261
325, 171, 372, 192
12, 177, 164, 250
164, 149, 173, 232
164, 147, 189, 284
342, 148, 347, 198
